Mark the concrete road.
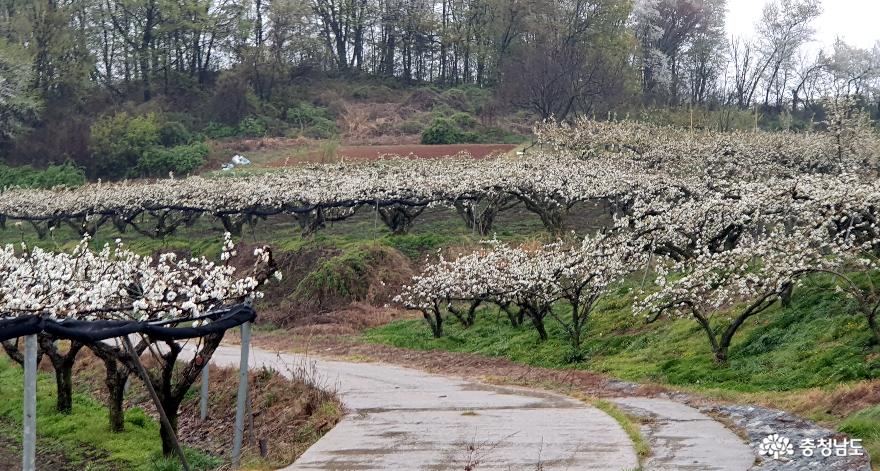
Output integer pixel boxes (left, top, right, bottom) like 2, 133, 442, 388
208, 345, 640, 470
612, 397, 755, 471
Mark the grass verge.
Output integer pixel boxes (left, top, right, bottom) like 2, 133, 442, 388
0, 357, 219, 470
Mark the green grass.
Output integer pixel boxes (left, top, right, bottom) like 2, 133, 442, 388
0, 358, 220, 470
591, 399, 650, 460
841, 405, 880, 462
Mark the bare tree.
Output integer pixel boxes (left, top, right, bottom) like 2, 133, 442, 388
755, 0, 822, 110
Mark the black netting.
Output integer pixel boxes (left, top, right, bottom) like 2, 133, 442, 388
0, 305, 255, 343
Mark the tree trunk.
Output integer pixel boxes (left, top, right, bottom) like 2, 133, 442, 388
498, 303, 522, 327
526, 307, 548, 341
378, 205, 425, 235
38, 337, 83, 413
218, 214, 251, 237
780, 283, 794, 308
89, 342, 134, 433
516, 195, 567, 237
690, 308, 723, 363
422, 308, 443, 337
295, 209, 326, 238
868, 310, 879, 347
54, 367, 74, 413
713, 345, 728, 363
158, 398, 181, 456
107, 372, 127, 433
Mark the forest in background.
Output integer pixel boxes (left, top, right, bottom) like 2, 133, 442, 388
1, 0, 879, 182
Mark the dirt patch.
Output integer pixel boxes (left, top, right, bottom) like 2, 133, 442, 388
177, 365, 342, 467
826, 380, 880, 416
277, 303, 414, 336
215, 136, 314, 154
253, 243, 415, 328
266, 143, 517, 167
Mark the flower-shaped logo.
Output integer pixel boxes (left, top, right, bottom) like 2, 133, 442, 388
759, 433, 795, 460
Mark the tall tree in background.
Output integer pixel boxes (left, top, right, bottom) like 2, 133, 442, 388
0, 0, 92, 100
826, 40, 880, 99
633, 0, 726, 105
104, 0, 162, 101
311, 0, 370, 71
0, 40, 41, 153
500, 0, 633, 120
756, 0, 821, 110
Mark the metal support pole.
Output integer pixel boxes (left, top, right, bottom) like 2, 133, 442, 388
122, 337, 190, 471
231, 321, 251, 468
23, 334, 37, 471
199, 364, 209, 421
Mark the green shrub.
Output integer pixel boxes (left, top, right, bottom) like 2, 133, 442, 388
203, 122, 237, 139
287, 103, 331, 126
287, 103, 338, 139
304, 119, 338, 139
450, 112, 478, 130
237, 117, 267, 137
133, 142, 208, 177
840, 405, 880, 439
158, 121, 192, 147
351, 84, 394, 100
421, 118, 466, 144
384, 233, 452, 259
0, 162, 86, 188
126, 408, 149, 428
90, 112, 162, 179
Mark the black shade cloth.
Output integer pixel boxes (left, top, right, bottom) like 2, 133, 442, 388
0, 305, 255, 343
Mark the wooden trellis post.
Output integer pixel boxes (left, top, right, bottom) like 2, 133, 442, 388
123, 337, 190, 471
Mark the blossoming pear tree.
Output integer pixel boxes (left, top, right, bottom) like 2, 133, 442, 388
0, 233, 276, 448
637, 228, 839, 363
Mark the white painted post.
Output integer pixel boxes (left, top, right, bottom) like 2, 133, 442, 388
199, 364, 209, 421
23, 334, 37, 471
231, 321, 251, 468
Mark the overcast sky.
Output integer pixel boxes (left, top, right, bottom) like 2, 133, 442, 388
726, 0, 880, 53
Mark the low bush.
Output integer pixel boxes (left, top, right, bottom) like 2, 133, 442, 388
90, 112, 208, 179
237, 117, 268, 137
0, 162, 86, 188
287, 103, 338, 139
421, 118, 466, 144
158, 121, 192, 147
450, 112, 478, 130
203, 122, 237, 139
289, 244, 413, 312
90, 112, 162, 179
133, 142, 209, 177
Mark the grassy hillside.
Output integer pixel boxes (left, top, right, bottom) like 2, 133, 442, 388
364, 277, 880, 466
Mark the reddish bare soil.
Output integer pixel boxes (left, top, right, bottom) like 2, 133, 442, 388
266, 143, 517, 167
335, 143, 517, 159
